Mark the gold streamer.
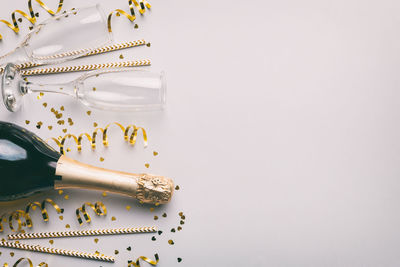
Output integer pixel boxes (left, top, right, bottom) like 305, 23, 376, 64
0, 0, 64, 40
0, 199, 62, 233
128, 254, 159, 267
48, 122, 148, 155
3, 257, 48, 267
108, 0, 151, 32
76, 201, 107, 226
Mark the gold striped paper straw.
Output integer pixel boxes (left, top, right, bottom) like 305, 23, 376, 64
8, 226, 157, 240
0, 39, 147, 74
0, 241, 115, 262
20, 59, 151, 76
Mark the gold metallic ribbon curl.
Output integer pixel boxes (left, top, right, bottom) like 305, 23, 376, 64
128, 254, 159, 267
76, 201, 107, 226
0, 199, 62, 233
48, 122, 148, 155
3, 258, 48, 267
0, 0, 64, 40
108, 0, 151, 32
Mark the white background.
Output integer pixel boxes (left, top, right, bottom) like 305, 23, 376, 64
1, 0, 400, 266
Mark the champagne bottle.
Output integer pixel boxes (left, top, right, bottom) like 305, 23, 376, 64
0, 121, 174, 204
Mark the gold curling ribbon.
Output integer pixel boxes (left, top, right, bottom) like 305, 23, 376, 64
76, 201, 107, 226
108, 0, 151, 32
0, 0, 64, 40
48, 122, 148, 155
128, 254, 159, 267
0, 199, 62, 233
3, 258, 48, 267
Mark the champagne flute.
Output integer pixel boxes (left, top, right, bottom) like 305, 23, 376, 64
1, 63, 166, 112
0, 4, 112, 66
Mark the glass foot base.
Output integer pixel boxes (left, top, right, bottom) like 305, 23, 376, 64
1, 63, 24, 112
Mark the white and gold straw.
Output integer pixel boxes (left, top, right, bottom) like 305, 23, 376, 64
0, 241, 115, 262
8, 226, 157, 240
20, 59, 151, 76
0, 39, 147, 74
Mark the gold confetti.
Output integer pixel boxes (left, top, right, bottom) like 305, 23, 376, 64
151, 236, 156, 241
66, 148, 71, 152
64, 195, 69, 200
119, 54, 124, 59
115, 250, 119, 255
65, 224, 70, 229
92, 87, 97, 91
94, 238, 99, 243
36, 121, 43, 129
60, 106, 65, 111
134, 24, 139, 29
111, 216, 116, 221
48, 126, 53, 130
49, 240, 54, 244
102, 192, 107, 197
126, 205, 131, 211
154, 216, 158, 220
100, 157, 105, 162
59, 216, 63, 220
168, 239, 174, 245
62, 129, 67, 133
145, 163, 150, 168
150, 207, 154, 212
153, 151, 158, 156
179, 212, 184, 217
146, 42, 151, 47
177, 226, 182, 231
87, 111, 92, 116
162, 213, 167, 218
10, 252, 14, 257
42, 102, 47, 107
178, 258, 182, 262
58, 190, 63, 195
175, 185, 180, 190
171, 228, 175, 232
93, 122, 98, 127
25, 120, 30, 125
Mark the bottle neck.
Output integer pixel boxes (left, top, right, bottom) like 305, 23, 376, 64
54, 155, 174, 204
54, 155, 139, 198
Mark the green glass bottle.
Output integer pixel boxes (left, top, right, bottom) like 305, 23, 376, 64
0, 121, 174, 204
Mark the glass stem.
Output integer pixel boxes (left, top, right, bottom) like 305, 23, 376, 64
0, 47, 28, 67
21, 80, 77, 98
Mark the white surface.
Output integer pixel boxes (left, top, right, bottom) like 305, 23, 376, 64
1, 0, 400, 266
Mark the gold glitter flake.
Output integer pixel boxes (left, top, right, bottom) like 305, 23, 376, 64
146, 42, 151, 47
154, 216, 158, 220
175, 185, 180, 190
100, 157, 105, 162
64, 195, 69, 200
115, 250, 119, 255
48, 126, 53, 130
153, 151, 158, 156
43, 102, 48, 107
111, 216, 116, 221
102, 192, 107, 197
93, 122, 98, 127
177, 226, 182, 231
119, 54, 124, 59
49, 240, 54, 244
94, 238, 99, 243
10, 252, 14, 257
87, 111, 92, 116
62, 129, 67, 133
134, 24, 139, 29
25, 120, 30, 125
162, 213, 167, 218
168, 239, 174, 245
59, 215, 64, 220
126, 205, 131, 211
65, 224, 70, 229
60, 106, 65, 111
58, 190, 63, 195
145, 163, 150, 168
93, 87, 97, 91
